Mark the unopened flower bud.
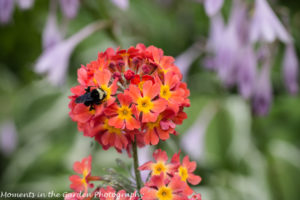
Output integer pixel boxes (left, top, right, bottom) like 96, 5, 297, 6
117, 60, 125, 71
112, 72, 121, 79
132, 57, 141, 66
124, 70, 135, 80
108, 62, 116, 71
142, 64, 151, 74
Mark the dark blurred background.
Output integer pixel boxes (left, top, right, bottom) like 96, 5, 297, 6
0, 0, 299, 200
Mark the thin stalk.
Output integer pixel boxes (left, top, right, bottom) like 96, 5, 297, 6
132, 138, 143, 192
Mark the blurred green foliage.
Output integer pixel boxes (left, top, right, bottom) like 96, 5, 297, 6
0, 0, 299, 200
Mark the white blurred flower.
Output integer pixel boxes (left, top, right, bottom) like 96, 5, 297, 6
0, 121, 18, 156
111, 0, 129, 10
180, 104, 217, 161
250, 0, 291, 43
42, 0, 63, 50
175, 42, 202, 81
203, 0, 224, 17
137, 146, 152, 182
59, 0, 80, 19
35, 21, 108, 86
17, 0, 34, 10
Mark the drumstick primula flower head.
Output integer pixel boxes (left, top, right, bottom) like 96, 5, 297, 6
69, 44, 190, 154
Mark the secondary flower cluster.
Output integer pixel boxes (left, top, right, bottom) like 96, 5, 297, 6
65, 155, 138, 200
69, 44, 190, 153
139, 149, 202, 200
65, 151, 202, 200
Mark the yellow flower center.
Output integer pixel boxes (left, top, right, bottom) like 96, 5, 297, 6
160, 85, 171, 100
103, 119, 121, 135
152, 162, 167, 175
81, 169, 89, 189
178, 166, 188, 182
83, 169, 89, 178
147, 115, 162, 130
89, 109, 96, 115
156, 186, 173, 200
158, 65, 170, 74
138, 81, 145, 91
137, 97, 153, 113
117, 105, 132, 120
101, 84, 111, 101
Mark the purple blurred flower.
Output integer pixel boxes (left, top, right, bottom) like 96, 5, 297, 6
111, 0, 129, 10
252, 62, 272, 116
206, 1, 252, 86
215, 22, 240, 86
231, 0, 250, 45
202, 0, 296, 115
0, 121, 18, 156
59, 0, 80, 19
43, 0, 62, 50
237, 46, 257, 99
250, 0, 291, 43
203, 0, 224, 17
214, 1, 252, 86
35, 21, 108, 85
17, 0, 34, 10
206, 14, 224, 52
204, 14, 224, 70
283, 44, 299, 95
0, 0, 14, 24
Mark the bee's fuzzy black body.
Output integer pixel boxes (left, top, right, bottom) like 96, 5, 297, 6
75, 86, 106, 111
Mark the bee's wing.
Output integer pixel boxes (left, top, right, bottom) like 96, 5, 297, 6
75, 95, 85, 103
75, 94, 93, 103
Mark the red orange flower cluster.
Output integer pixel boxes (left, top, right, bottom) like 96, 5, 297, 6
139, 149, 202, 200
69, 44, 190, 153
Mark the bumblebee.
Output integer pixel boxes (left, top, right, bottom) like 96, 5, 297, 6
75, 86, 107, 111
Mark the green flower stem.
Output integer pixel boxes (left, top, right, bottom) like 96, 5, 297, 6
132, 138, 143, 192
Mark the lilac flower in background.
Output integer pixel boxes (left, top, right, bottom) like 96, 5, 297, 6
237, 46, 257, 99
111, 0, 129, 10
252, 62, 272, 116
59, 0, 80, 19
214, 1, 251, 86
214, 21, 240, 86
206, 14, 224, 53
0, 0, 14, 24
283, 44, 299, 95
35, 21, 108, 85
16, 0, 34, 10
203, 14, 224, 70
231, 0, 250, 45
205, 1, 251, 86
175, 42, 202, 81
0, 121, 18, 156
180, 104, 217, 161
250, 0, 291, 44
42, 0, 63, 50
203, 0, 224, 17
